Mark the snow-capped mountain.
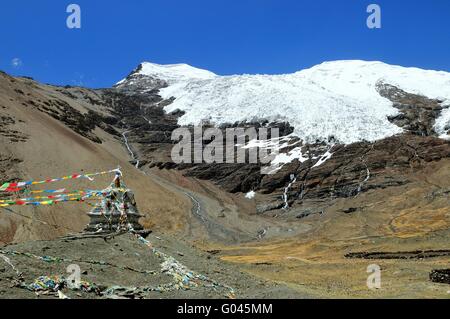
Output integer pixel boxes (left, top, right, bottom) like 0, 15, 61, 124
117, 62, 217, 86
117, 60, 450, 144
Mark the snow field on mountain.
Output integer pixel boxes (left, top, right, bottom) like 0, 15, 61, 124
139, 60, 450, 144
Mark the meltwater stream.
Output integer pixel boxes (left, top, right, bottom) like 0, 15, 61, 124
122, 131, 140, 169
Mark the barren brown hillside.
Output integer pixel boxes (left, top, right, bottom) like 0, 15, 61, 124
0, 72, 190, 243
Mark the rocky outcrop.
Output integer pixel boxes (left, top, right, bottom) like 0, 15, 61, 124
346, 250, 450, 260
114, 63, 168, 94
430, 269, 450, 284
269, 135, 448, 210
0, 114, 28, 142
377, 81, 449, 136
36, 99, 104, 143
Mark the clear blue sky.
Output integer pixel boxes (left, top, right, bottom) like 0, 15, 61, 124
1, 0, 449, 88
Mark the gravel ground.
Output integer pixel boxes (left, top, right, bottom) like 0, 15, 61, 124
0, 231, 305, 299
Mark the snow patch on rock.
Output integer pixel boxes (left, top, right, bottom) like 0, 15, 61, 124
245, 191, 256, 199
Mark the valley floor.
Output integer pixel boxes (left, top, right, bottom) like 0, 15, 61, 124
143, 167, 450, 299
0, 231, 303, 299
1, 163, 449, 298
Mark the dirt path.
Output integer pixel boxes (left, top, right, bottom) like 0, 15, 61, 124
146, 170, 255, 243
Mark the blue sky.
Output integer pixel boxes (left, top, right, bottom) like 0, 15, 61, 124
1, 0, 449, 88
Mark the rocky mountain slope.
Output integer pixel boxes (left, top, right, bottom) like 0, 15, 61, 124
2, 60, 450, 240
0, 71, 191, 244
113, 60, 450, 215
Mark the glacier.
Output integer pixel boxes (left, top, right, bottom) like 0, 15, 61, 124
120, 60, 450, 144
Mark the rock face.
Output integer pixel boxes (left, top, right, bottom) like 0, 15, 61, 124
377, 81, 449, 136
114, 63, 168, 94
258, 135, 450, 209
